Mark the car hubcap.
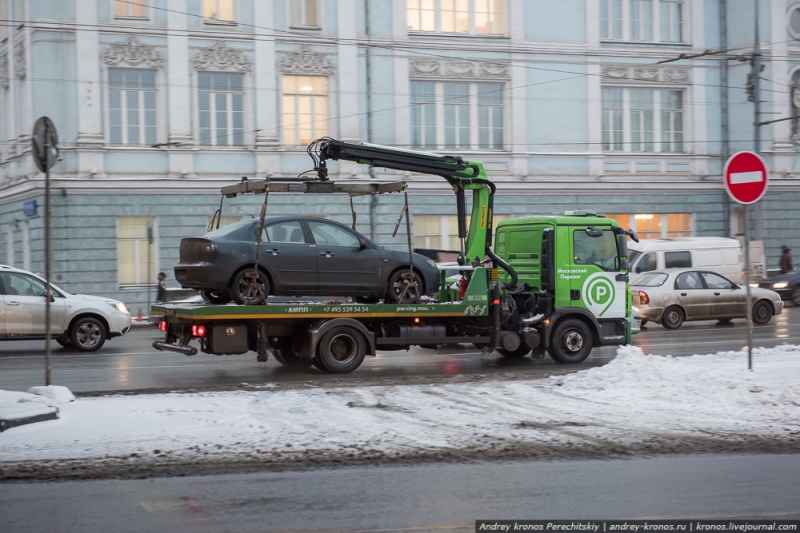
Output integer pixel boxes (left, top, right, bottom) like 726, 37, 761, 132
755, 306, 767, 320
667, 311, 679, 325
77, 323, 101, 348
238, 276, 265, 302
328, 335, 357, 364
393, 273, 419, 301
563, 330, 583, 353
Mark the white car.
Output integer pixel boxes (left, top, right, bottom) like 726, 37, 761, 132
0, 265, 131, 351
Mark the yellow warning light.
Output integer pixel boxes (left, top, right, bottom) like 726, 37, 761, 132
491, 268, 498, 281
414, 317, 420, 323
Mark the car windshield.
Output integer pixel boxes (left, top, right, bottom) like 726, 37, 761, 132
632, 272, 668, 287
573, 229, 619, 271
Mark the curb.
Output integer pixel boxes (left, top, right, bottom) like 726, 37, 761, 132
0, 409, 59, 432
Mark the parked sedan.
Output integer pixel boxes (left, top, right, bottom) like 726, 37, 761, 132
175, 217, 440, 305
752, 270, 800, 305
631, 268, 783, 329
0, 265, 131, 351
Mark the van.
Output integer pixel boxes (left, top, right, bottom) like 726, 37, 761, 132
627, 237, 746, 283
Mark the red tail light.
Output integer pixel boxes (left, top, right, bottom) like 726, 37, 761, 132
158, 321, 167, 332
192, 325, 206, 337
638, 291, 650, 304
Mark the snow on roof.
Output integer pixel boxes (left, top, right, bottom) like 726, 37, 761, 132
1, 345, 798, 467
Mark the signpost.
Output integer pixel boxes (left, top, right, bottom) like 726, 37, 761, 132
723, 151, 769, 371
31, 117, 59, 386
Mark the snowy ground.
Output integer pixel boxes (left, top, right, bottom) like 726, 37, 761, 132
2, 345, 799, 480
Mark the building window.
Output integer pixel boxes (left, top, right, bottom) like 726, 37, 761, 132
204, 0, 234, 21
114, 0, 146, 18
600, 0, 682, 43
282, 75, 327, 147
607, 213, 692, 239
289, 0, 318, 27
408, 0, 504, 35
411, 81, 505, 150
602, 88, 684, 153
108, 69, 157, 146
414, 214, 509, 250
789, 5, 800, 40
117, 217, 156, 286
198, 72, 244, 147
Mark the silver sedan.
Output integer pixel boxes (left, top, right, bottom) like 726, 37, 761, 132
631, 268, 783, 329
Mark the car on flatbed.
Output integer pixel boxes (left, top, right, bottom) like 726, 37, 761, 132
175, 216, 440, 305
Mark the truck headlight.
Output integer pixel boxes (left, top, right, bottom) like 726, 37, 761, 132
773, 282, 788, 289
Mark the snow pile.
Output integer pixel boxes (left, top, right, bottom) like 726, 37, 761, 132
0, 390, 59, 423
27, 386, 75, 404
1, 346, 799, 468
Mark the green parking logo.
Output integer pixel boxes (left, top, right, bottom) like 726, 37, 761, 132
585, 277, 615, 317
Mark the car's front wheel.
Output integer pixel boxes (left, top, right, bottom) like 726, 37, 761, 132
69, 317, 107, 352
231, 268, 270, 305
386, 269, 423, 304
752, 300, 773, 325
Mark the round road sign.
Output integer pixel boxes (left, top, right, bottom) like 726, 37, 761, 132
31, 116, 59, 173
723, 151, 769, 205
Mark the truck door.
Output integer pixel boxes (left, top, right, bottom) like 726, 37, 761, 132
570, 227, 627, 319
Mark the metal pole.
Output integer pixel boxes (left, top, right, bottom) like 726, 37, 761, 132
746, 2, 760, 371
745, 204, 752, 371
44, 163, 51, 385
147, 226, 151, 322
720, 0, 730, 236
365, 0, 379, 241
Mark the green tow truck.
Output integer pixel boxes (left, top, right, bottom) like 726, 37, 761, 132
152, 139, 638, 374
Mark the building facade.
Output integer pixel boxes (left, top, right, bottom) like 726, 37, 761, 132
1, 0, 800, 311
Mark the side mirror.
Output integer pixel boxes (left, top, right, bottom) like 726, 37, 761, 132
358, 238, 368, 249
585, 226, 604, 238
628, 228, 640, 243
620, 259, 630, 271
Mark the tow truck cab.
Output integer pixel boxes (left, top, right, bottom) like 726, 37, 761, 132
495, 211, 633, 346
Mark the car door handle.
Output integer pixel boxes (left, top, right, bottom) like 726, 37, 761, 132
266, 248, 281, 255
7, 301, 19, 306
320, 252, 335, 257
680, 293, 687, 296
714, 292, 721, 296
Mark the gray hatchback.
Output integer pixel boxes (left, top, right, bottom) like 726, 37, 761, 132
174, 216, 440, 305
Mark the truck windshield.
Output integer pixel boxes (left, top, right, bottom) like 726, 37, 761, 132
573, 229, 620, 271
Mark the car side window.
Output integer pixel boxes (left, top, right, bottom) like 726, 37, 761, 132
675, 271, 703, 290
308, 221, 360, 248
635, 253, 656, 273
665, 251, 691, 268
265, 221, 306, 244
0, 272, 47, 297
701, 272, 734, 290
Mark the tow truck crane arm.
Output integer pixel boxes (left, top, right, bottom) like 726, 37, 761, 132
312, 138, 517, 289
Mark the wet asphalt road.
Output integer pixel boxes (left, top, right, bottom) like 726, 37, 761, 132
2, 453, 798, 532
0, 306, 797, 394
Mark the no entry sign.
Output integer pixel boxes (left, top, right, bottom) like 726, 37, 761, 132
723, 151, 769, 204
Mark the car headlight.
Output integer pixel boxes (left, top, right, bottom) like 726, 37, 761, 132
426, 258, 436, 268
772, 282, 788, 289
749, 283, 759, 288
107, 301, 128, 313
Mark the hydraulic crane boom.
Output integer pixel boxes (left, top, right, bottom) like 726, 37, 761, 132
312, 138, 515, 288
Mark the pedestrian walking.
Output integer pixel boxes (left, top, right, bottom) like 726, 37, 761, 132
156, 272, 167, 303
779, 246, 793, 274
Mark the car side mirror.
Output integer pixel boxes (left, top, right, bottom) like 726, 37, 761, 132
358, 238, 368, 249
621, 259, 630, 271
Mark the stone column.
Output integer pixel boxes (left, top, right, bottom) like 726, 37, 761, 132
336, 0, 360, 143
167, 0, 194, 177
392, 0, 410, 149
508, 0, 527, 178
769, 0, 792, 175
254, 0, 280, 176
75, 0, 104, 176
586, 0, 603, 178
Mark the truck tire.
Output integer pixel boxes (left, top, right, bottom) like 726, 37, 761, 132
315, 326, 367, 374
548, 318, 593, 364
661, 306, 684, 329
752, 300, 773, 325
497, 346, 531, 358
231, 269, 270, 305
272, 350, 314, 368
69, 317, 107, 352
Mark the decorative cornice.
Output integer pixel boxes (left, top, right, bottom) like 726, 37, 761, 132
14, 44, 24, 79
192, 41, 252, 72
602, 64, 690, 84
278, 45, 335, 76
101, 36, 165, 69
410, 59, 509, 79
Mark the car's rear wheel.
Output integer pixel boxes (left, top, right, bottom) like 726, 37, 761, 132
662, 306, 684, 329
752, 300, 773, 325
231, 268, 270, 305
201, 289, 231, 305
640, 319, 648, 327
386, 269, 423, 304
69, 317, 107, 352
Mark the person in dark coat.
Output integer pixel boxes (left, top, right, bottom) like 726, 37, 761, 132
779, 246, 793, 274
156, 272, 167, 303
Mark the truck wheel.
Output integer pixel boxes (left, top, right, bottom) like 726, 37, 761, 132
661, 306, 684, 329
272, 351, 314, 368
497, 346, 531, 358
312, 354, 331, 373
752, 300, 773, 325
69, 317, 107, 352
548, 318, 593, 364
316, 326, 366, 374
231, 269, 269, 305
201, 289, 231, 305
386, 269, 422, 304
